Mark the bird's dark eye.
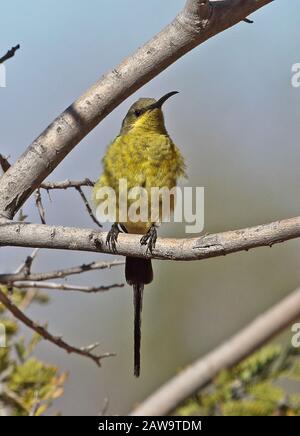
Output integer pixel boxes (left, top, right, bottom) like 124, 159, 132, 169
134, 109, 142, 117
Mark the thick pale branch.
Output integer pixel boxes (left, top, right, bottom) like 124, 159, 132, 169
0, 216, 299, 260
131, 285, 300, 416
0, 0, 273, 219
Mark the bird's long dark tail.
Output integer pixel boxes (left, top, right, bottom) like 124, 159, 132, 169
125, 257, 153, 377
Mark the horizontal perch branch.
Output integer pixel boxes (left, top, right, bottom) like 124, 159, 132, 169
131, 285, 300, 416
0, 215, 299, 260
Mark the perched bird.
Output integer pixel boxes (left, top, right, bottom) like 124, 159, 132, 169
93, 92, 185, 376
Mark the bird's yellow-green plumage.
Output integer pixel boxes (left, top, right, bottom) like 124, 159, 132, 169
93, 97, 186, 233
93, 93, 185, 377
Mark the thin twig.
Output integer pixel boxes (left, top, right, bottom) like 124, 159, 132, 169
0, 45, 20, 64
34, 189, 46, 224
99, 398, 110, 416
0, 259, 124, 283
13, 281, 124, 293
17, 209, 28, 222
131, 286, 300, 416
0, 154, 11, 172
15, 248, 39, 275
41, 178, 95, 190
75, 186, 102, 228
0, 288, 115, 366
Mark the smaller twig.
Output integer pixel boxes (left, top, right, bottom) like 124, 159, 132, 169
0, 288, 114, 366
0, 259, 124, 283
40, 178, 95, 190
15, 248, 40, 275
0, 44, 20, 64
13, 281, 124, 293
34, 189, 46, 224
243, 18, 254, 23
75, 186, 102, 228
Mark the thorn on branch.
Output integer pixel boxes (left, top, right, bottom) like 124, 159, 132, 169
75, 186, 102, 228
0, 44, 20, 65
243, 18, 254, 24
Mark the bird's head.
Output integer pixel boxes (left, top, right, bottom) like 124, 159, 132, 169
120, 91, 178, 135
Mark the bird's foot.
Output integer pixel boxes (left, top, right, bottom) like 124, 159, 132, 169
106, 223, 120, 253
140, 225, 157, 254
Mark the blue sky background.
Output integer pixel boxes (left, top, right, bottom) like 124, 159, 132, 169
1, 0, 300, 415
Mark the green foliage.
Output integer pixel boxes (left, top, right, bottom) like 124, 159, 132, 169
0, 286, 67, 416
177, 343, 300, 416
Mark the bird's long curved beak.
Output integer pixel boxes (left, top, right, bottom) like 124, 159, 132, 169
152, 91, 179, 109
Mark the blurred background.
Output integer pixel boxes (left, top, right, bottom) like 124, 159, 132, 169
1, 0, 300, 415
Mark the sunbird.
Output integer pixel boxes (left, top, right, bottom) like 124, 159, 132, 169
93, 92, 186, 376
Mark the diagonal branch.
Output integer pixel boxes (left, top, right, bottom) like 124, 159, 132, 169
131, 285, 300, 416
0, 288, 115, 366
0, 215, 299, 261
0, 0, 274, 219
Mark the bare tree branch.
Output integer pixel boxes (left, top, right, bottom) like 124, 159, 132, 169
0, 259, 124, 283
131, 285, 300, 416
0, 215, 298, 260
0, 45, 20, 65
0, 0, 273, 219
34, 189, 46, 224
74, 186, 102, 228
0, 288, 114, 366
13, 281, 124, 293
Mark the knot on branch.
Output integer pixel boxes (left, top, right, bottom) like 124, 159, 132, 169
178, 0, 213, 35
